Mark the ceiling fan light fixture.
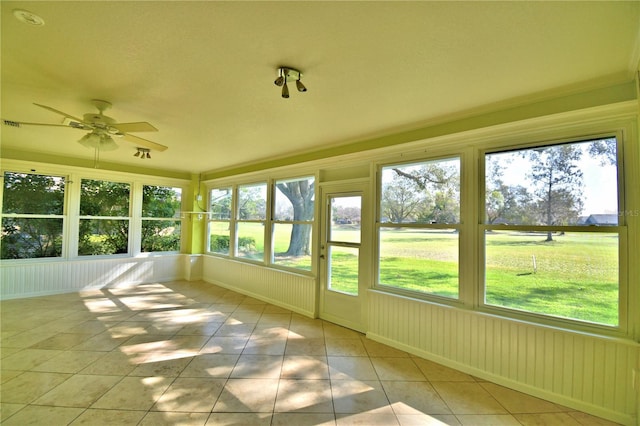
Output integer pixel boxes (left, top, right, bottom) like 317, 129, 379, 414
13, 9, 45, 26
78, 132, 118, 151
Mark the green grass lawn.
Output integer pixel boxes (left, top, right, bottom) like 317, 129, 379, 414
219, 223, 619, 326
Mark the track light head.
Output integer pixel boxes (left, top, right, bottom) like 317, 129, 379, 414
134, 151, 141, 157
296, 78, 307, 92
282, 82, 290, 98
274, 76, 285, 87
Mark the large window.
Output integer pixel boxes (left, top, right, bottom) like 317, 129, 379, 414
141, 185, 182, 252
1, 172, 65, 259
483, 138, 620, 326
79, 179, 130, 256
209, 187, 232, 255
237, 183, 267, 261
378, 157, 460, 299
272, 176, 314, 271
208, 176, 316, 273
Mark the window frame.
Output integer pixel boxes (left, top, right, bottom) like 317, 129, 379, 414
374, 154, 464, 303
77, 177, 132, 257
140, 184, 183, 254
207, 186, 234, 256
478, 131, 628, 333
271, 175, 315, 272
0, 170, 68, 260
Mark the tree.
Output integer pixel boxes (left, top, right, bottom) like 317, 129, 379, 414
1, 172, 65, 259
526, 144, 583, 241
276, 179, 314, 256
381, 174, 425, 222
385, 161, 460, 224
78, 179, 130, 255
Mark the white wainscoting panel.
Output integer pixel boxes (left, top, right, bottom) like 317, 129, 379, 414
202, 256, 316, 317
0, 255, 186, 299
367, 290, 639, 425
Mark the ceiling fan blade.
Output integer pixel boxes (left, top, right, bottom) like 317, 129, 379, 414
121, 133, 168, 152
33, 103, 84, 123
112, 122, 158, 133
2, 119, 80, 129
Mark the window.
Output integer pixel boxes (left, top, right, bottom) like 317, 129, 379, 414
79, 179, 130, 255
483, 138, 620, 326
1, 171, 65, 259
272, 176, 314, 271
237, 183, 267, 261
209, 187, 232, 255
378, 157, 460, 298
141, 185, 182, 252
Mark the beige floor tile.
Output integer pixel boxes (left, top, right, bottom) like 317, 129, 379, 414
128, 354, 193, 377
79, 350, 141, 375
0, 331, 57, 349
70, 408, 147, 425
431, 382, 507, 415
152, 377, 226, 412
370, 357, 426, 381
33, 374, 121, 407
0, 369, 23, 384
231, 354, 283, 378
271, 412, 336, 425
275, 379, 333, 413
335, 408, 399, 425
29, 333, 94, 350
362, 339, 410, 357
0, 405, 84, 426
326, 338, 368, 357
140, 411, 209, 425
413, 358, 475, 382
457, 414, 522, 425
323, 324, 364, 339
215, 323, 257, 337
281, 355, 330, 379
243, 335, 287, 355
257, 313, 292, 327
513, 412, 582, 425
480, 382, 562, 413
285, 337, 327, 356
0, 371, 72, 403
180, 353, 240, 378
289, 323, 325, 339
0, 403, 25, 422
200, 336, 249, 354
396, 413, 460, 425
31, 350, 104, 373
176, 321, 223, 336
91, 376, 173, 410
1, 348, 62, 371
382, 381, 451, 415
328, 356, 378, 381
567, 411, 622, 425
206, 412, 272, 425
71, 332, 129, 351
0, 347, 22, 359
0, 281, 619, 426
212, 378, 280, 412
330, 380, 391, 414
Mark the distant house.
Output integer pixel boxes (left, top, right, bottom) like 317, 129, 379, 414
583, 214, 618, 225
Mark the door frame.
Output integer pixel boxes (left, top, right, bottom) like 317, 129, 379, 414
318, 180, 371, 332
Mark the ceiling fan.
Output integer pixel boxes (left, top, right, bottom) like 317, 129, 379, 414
2, 99, 168, 152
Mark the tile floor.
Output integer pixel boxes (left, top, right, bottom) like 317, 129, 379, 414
0, 280, 619, 425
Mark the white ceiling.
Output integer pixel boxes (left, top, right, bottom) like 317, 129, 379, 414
2, 1, 639, 176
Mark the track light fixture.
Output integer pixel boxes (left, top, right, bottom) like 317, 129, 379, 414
274, 67, 307, 98
134, 147, 151, 159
